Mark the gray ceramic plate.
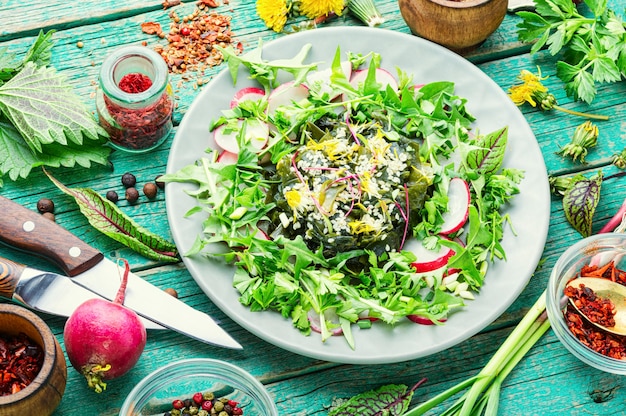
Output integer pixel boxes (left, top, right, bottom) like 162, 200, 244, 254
165, 27, 550, 364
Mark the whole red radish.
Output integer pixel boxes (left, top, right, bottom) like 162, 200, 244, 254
63, 259, 146, 393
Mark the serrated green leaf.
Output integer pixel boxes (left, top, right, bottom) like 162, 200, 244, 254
0, 119, 110, 184
0, 62, 108, 152
22, 30, 55, 69
45, 170, 180, 262
571, 69, 597, 103
591, 56, 621, 83
562, 172, 602, 237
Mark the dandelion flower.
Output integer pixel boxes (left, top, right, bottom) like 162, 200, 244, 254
298, 0, 345, 19
508, 68, 608, 120
257, 0, 290, 32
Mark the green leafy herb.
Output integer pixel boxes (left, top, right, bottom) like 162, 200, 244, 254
329, 381, 426, 416
46, 170, 179, 262
162, 44, 521, 348
562, 171, 603, 237
0, 31, 110, 185
516, 0, 626, 103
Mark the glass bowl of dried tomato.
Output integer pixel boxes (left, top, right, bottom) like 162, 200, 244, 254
0, 303, 67, 415
119, 358, 278, 415
546, 233, 626, 374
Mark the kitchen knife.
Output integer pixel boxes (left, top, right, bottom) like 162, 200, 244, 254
0, 256, 163, 330
0, 196, 242, 350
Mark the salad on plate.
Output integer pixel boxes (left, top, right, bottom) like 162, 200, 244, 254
161, 42, 523, 349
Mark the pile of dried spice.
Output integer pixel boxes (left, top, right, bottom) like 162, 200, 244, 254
141, 1, 241, 77
0, 333, 44, 396
164, 391, 243, 415
564, 261, 626, 360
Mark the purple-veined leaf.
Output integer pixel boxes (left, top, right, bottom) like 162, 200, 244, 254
329, 380, 427, 416
45, 170, 179, 262
562, 172, 603, 237
464, 126, 508, 175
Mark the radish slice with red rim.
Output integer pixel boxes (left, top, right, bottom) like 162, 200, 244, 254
404, 238, 455, 273
267, 81, 309, 116
216, 150, 238, 165
407, 315, 447, 325
230, 87, 265, 109
213, 119, 269, 154
308, 308, 343, 336
439, 177, 471, 235
349, 68, 399, 92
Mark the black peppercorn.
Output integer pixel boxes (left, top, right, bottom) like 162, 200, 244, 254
42, 212, 55, 222
37, 198, 54, 214
143, 182, 158, 199
121, 172, 137, 188
155, 174, 165, 190
106, 190, 119, 203
126, 187, 140, 203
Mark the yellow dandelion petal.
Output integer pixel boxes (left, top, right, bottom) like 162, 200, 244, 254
298, 0, 345, 19
508, 84, 537, 107
257, 0, 289, 32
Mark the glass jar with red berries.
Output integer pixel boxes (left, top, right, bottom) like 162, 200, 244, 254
96, 45, 174, 153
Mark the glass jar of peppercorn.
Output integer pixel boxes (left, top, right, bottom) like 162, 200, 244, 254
96, 45, 174, 153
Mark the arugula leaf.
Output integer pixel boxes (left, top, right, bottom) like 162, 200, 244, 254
216, 41, 319, 90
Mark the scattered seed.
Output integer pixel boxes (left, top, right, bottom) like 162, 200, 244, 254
126, 187, 140, 203
155, 175, 165, 189
164, 288, 178, 298
42, 212, 56, 222
143, 182, 158, 199
76, 41, 84, 48
106, 190, 119, 203
37, 198, 54, 214
122, 172, 137, 188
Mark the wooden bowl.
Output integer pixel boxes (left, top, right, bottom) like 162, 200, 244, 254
0, 304, 67, 416
398, 0, 508, 53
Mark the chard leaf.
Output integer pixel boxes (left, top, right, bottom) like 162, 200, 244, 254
45, 170, 179, 262
0, 62, 108, 153
329, 383, 419, 416
464, 126, 508, 175
562, 172, 603, 237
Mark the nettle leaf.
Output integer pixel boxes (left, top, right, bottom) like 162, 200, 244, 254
0, 62, 108, 152
329, 384, 416, 416
562, 172, 603, 237
464, 126, 508, 175
45, 170, 180, 262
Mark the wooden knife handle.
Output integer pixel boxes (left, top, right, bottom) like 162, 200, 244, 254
0, 257, 23, 300
0, 196, 103, 276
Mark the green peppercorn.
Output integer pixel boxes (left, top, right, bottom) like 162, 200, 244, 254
218, 411, 229, 416
126, 187, 140, 204
188, 406, 199, 415
197, 411, 209, 416
121, 172, 137, 188
203, 392, 215, 401
37, 198, 54, 214
213, 401, 224, 412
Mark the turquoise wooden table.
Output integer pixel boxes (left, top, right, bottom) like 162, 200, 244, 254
1, 1, 626, 415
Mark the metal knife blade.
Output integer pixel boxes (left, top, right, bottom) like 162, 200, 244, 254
0, 256, 163, 330
0, 196, 242, 350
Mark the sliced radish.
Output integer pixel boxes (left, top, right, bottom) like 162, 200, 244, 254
216, 150, 238, 165
213, 123, 239, 154
349, 68, 399, 92
305, 61, 352, 99
404, 238, 455, 273
267, 81, 309, 116
213, 119, 269, 154
407, 315, 447, 325
308, 308, 343, 337
230, 87, 265, 109
439, 177, 471, 235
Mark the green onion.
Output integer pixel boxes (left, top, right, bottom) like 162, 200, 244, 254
347, 0, 385, 27
404, 291, 550, 416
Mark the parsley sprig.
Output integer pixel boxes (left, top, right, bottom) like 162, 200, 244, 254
516, 0, 626, 103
